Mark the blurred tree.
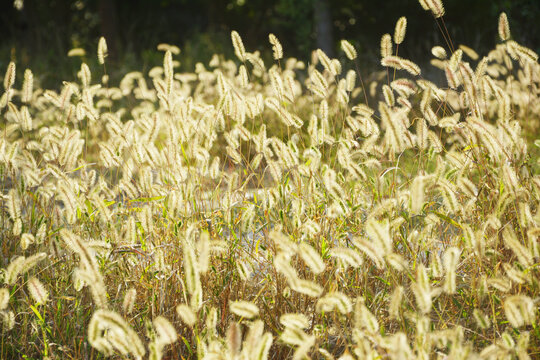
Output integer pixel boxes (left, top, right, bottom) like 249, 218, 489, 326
314, 0, 334, 56
97, 0, 119, 61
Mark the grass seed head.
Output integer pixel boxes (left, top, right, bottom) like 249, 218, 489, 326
498, 12, 511, 41
394, 17, 407, 45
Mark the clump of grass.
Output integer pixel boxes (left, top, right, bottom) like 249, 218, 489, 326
1, 1, 539, 359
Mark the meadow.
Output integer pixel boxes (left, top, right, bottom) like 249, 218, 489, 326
0, 1, 539, 359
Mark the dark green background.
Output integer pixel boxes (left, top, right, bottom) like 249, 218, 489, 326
1, 0, 538, 88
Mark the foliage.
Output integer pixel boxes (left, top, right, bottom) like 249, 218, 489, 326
0, 1, 540, 359
1, 0, 538, 88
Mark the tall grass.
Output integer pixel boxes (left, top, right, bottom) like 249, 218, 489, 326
1, 2, 539, 359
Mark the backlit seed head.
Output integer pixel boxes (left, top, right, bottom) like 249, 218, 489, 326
389, 286, 403, 319
3, 62, 15, 90
231, 31, 246, 61
381, 34, 392, 58
0, 288, 10, 310
298, 242, 325, 274
97, 37, 108, 65
176, 304, 197, 327
432, 46, 447, 59
27, 277, 48, 304
280, 313, 310, 330
122, 288, 136, 314
341, 40, 357, 60
269, 33, 283, 60
394, 17, 407, 45
316, 291, 353, 314
153, 316, 177, 346
504, 295, 536, 327
230, 300, 259, 319
498, 12, 511, 41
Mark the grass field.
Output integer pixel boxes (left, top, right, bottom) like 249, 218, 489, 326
1, 1, 539, 359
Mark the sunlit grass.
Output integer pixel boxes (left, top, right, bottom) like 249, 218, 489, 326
0, 2, 539, 359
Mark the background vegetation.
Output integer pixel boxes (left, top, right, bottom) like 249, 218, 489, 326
1, 0, 539, 87
1, 0, 539, 359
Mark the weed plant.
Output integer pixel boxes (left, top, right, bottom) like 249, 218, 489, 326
0, 1, 539, 359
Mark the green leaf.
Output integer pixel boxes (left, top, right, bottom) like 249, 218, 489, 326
431, 211, 462, 229
30, 304, 44, 323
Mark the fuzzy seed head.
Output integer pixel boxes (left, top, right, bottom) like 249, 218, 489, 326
432, 46, 447, 59
67, 48, 86, 57
269, 33, 283, 60
231, 31, 246, 61
4, 62, 15, 90
27, 276, 48, 304
122, 288, 136, 314
498, 12, 511, 41
394, 17, 407, 45
0, 288, 10, 310
426, 0, 445, 18
153, 316, 177, 346
176, 304, 197, 327
381, 34, 392, 58
230, 300, 259, 319
97, 37, 108, 64
22, 69, 33, 103
341, 40, 357, 60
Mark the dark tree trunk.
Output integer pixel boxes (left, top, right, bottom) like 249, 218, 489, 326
98, 0, 119, 62
313, 0, 334, 57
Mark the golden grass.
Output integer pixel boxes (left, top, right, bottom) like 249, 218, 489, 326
0, 2, 539, 359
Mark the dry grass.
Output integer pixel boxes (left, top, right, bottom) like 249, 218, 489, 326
0, 2, 539, 359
